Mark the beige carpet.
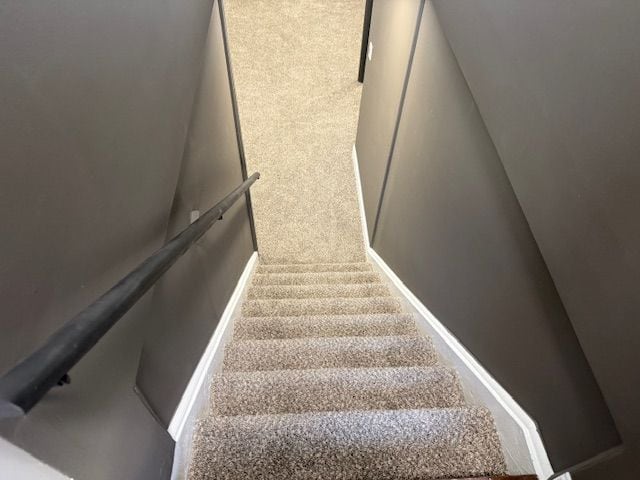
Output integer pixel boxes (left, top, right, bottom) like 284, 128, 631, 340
188, 262, 506, 479
225, 0, 366, 264
186, 3, 507, 478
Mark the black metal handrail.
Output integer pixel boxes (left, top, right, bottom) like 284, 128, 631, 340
0, 172, 260, 418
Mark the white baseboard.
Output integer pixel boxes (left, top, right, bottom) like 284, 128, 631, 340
351, 145, 370, 249
168, 251, 258, 441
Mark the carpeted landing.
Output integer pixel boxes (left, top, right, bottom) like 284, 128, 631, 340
225, 0, 367, 265
188, 261, 506, 479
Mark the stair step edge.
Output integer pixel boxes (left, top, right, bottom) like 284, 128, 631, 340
210, 365, 466, 416
191, 407, 506, 479
233, 313, 418, 339
222, 335, 438, 372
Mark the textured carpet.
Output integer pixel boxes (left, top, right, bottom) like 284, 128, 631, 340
225, 0, 366, 264
251, 270, 381, 285
247, 283, 391, 299
188, 263, 506, 479
233, 313, 418, 340
190, 408, 503, 480
190, 2, 506, 477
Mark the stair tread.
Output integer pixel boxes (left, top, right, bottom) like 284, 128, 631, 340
247, 283, 390, 299
256, 262, 373, 274
192, 262, 507, 479
190, 407, 506, 479
251, 271, 382, 285
242, 296, 402, 317
223, 335, 437, 372
233, 313, 418, 340
210, 365, 465, 416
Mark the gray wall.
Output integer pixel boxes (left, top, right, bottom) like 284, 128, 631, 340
356, 1, 620, 473
355, 0, 423, 240
0, 0, 252, 478
136, 0, 255, 426
432, 1, 640, 477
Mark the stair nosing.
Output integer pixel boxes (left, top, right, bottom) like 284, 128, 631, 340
214, 364, 457, 379
227, 333, 424, 345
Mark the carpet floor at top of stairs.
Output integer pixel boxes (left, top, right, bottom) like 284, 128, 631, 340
187, 262, 507, 479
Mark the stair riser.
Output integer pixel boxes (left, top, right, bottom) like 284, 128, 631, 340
247, 283, 390, 300
242, 298, 402, 317
251, 272, 381, 286
211, 367, 465, 416
223, 337, 437, 372
233, 314, 418, 340
190, 408, 506, 480
256, 263, 373, 274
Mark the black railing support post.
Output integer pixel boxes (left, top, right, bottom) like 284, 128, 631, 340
219, 0, 259, 251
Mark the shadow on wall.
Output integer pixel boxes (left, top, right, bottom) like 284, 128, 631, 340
432, 1, 639, 478
355, 0, 622, 475
0, 0, 253, 478
135, 0, 255, 429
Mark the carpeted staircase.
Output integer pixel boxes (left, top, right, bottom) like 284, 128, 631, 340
188, 261, 506, 479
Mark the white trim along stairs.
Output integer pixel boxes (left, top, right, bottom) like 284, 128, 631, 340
167, 146, 572, 480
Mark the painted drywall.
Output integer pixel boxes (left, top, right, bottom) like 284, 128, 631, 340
360, 2, 619, 473
135, 0, 255, 426
0, 0, 219, 477
355, 0, 423, 240
432, 1, 638, 476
